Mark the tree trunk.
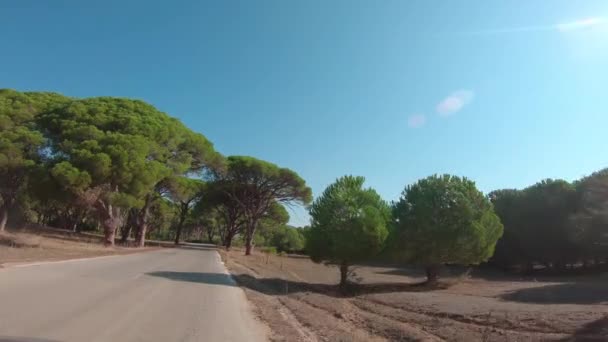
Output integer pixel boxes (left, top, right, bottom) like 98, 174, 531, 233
224, 230, 235, 251
425, 264, 440, 283
175, 217, 184, 245
0, 204, 8, 232
339, 262, 349, 288
134, 216, 147, 247
120, 209, 137, 244
245, 234, 253, 255
135, 196, 152, 248
71, 221, 78, 233
71, 210, 86, 233
61, 210, 72, 231
225, 235, 232, 250
120, 225, 132, 244
98, 202, 122, 247
244, 219, 258, 256
219, 225, 227, 246
74, 217, 83, 233
174, 224, 183, 245
206, 226, 215, 244
174, 202, 188, 245
103, 221, 117, 246
132, 223, 141, 245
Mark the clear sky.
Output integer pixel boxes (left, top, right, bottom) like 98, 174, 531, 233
2, 1, 608, 226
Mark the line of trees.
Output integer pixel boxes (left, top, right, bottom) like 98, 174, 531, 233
306, 171, 608, 287
306, 175, 503, 286
0, 89, 311, 254
490, 172, 608, 272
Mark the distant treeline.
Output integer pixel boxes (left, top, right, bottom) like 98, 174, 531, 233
489, 174, 608, 272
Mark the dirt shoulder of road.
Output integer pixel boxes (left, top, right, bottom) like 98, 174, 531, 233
0, 227, 158, 267
220, 249, 608, 342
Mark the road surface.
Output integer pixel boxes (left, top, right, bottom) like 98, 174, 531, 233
0, 246, 268, 342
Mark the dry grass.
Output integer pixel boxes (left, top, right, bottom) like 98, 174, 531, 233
221, 248, 608, 342
0, 227, 156, 266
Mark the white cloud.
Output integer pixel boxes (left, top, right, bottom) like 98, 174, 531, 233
407, 114, 426, 128
456, 17, 605, 36
557, 17, 604, 32
436, 90, 475, 116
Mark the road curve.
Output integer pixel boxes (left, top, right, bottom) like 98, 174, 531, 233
0, 246, 268, 342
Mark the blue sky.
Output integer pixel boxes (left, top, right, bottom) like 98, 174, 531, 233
2, 1, 608, 225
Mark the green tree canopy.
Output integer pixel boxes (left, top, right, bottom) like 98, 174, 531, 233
38, 97, 222, 245
192, 180, 246, 249
255, 201, 291, 248
280, 226, 305, 253
0, 89, 69, 230
572, 169, 608, 260
490, 179, 579, 270
165, 176, 206, 244
487, 189, 528, 269
222, 156, 312, 255
307, 175, 390, 287
391, 174, 503, 282
146, 197, 177, 241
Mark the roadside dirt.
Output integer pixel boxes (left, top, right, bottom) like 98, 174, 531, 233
220, 249, 608, 341
0, 227, 157, 266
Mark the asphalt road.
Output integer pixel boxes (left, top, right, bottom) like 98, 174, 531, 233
0, 246, 268, 342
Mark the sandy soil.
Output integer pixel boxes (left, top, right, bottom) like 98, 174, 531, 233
220, 249, 608, 342
0, 227, 156, 266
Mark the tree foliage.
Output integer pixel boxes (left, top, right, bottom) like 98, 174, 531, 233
221, 156, 312, 255
254, 203, 306, 253
391, 174, 503, 282
0, 90, 69, 230
191, 181, 246, 249
0, 89, 223, 248
572, 169, 608, 260
307, 176, 390, 287
34, 97, 222, 246
490, 176, 608, 271
165, 177, 206, 244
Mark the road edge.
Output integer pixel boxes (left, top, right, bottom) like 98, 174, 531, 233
0, 247, 162, 270
215, 249, 271, 341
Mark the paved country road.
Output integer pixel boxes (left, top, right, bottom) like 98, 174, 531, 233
0, 246, 268, 342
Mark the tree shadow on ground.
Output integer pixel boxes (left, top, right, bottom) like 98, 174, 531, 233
145, 271, 236, 286
232, 273, 447, 298
375, 265, 481, 279
374, 268, 426, 277
560, 316, 608, 341
377, 265, 608, 285
500, 282, 608, 304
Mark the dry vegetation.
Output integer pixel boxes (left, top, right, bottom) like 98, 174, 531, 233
220, 249, 608, 342
0, 226, 157, 266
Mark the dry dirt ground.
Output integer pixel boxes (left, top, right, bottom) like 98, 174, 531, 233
0, 227, 157, 266
220, 249, 608, 342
